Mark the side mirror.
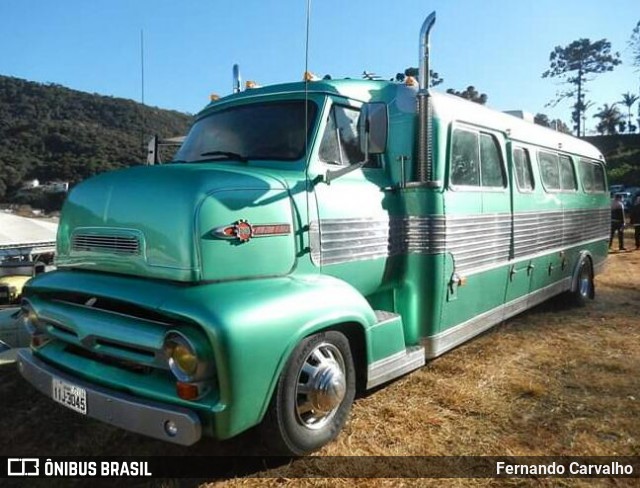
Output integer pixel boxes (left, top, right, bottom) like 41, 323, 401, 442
322, 102, 388, 185
359, 102, 388, 156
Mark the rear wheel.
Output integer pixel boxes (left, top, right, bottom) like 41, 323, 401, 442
261, 331, 355, 455
571, 257, 594, 307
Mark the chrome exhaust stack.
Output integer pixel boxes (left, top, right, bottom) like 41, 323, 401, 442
232, 64, 242, 94
416, 12, 436, 185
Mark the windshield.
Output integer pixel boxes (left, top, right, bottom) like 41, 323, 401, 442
174, 100, 318, 163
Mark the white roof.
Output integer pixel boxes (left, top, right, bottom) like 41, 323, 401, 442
0, 212, 58, 256
431, 91, 605, 162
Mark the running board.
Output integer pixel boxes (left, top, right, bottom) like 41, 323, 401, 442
366, 345, 425, 390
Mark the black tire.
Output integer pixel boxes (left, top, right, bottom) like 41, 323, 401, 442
571, 257, 594, 307
260, 331, 355, 455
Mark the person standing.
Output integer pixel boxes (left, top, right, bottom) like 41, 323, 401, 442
610, 194, 626, 251
630, 195, 640, 250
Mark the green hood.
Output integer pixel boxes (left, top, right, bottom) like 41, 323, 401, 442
56, 164, 297, 282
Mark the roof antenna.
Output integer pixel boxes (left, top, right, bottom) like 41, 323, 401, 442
140, 29, 146, 161
304, 0, 311, 166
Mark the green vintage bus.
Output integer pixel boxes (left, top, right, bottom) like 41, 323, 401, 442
17, 13, 608, 455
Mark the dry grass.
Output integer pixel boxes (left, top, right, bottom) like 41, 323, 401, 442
1, 244, 639, 487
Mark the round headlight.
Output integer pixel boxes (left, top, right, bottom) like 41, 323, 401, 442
164, 332, 200, 382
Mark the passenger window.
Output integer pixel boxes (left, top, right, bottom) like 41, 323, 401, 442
513, 147, 534, 191
580, 158, 606, 193
559, 155, 576, 191
579, 160, 594, 192
319, 105, 365, 166
451, 129, 480, 186
480, 134, 506, 188
538, 151, 560, 191
593, 163, 606, 192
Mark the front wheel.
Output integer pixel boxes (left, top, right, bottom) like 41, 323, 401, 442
260, 331, 355, 455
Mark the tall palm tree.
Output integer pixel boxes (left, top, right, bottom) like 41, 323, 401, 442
620, 92, 639, 133
593, 104, 624, 135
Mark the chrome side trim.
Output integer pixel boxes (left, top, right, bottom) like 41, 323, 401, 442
366, 345, 425, 389
513, 208, 609, 260
313, 217, 394, 266
310, 208, 608, 270
17, 350, 202, 446
422, 278, 571, 359
445, 213, 511, 274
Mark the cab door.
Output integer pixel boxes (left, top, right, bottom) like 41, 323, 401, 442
310, 101, 394, 296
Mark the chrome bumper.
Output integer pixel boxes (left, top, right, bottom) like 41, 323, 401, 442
17, 349, 202, 446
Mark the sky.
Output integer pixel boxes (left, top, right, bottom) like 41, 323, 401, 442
1, 0, 638, 134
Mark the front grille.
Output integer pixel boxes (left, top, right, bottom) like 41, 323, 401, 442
65, 343, 154, 374
72, 234, 140, 255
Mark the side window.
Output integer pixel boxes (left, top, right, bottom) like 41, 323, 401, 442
513, 147, 534, 191
593, 163, 606, 192
319, 105, 365, 166
579, 159, 594, 192
538, 151, 560, 191
580, 158, 606, 193
451, 129, 480, 186
319, 110, 340, 164
480, 134, 506, 188
559, 155, 576, 191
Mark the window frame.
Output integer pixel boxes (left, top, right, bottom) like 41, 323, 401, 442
448, 124, 507, 192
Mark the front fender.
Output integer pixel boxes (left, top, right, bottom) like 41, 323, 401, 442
159, 274, 377, 439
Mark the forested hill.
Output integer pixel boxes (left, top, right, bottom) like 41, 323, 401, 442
0, 75, 193, 200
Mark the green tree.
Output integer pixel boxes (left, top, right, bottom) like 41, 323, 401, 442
620, 92, 639, 133
0, 75, 192, 203
395, 67, 443, 87
446, 86, 488, 105
534, 113, 571, 134
542, 38, 621, 136
593, 103, 624, 135
629, 20, 640, 68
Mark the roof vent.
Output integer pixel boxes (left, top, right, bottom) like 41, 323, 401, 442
503, 110, 534, 123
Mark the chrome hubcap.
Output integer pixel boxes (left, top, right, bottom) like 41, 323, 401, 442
579, 266, 591, 298
295, 342, 346, 429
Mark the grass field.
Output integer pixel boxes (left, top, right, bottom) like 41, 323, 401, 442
1, 246, 638, 487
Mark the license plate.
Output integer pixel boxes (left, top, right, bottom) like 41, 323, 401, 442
52, 378, 87, 415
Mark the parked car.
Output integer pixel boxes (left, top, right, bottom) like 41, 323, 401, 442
0, 307, 28, 362
609, 184, 625, 196
613, 191, 633, 211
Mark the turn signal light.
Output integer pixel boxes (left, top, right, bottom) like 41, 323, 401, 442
176, 382, 199, 400
405, 76, 418, 87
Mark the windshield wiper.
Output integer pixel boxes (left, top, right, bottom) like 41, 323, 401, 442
200, 151, 248, 163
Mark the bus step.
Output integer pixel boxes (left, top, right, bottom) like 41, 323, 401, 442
374, 310, 400, 324
366, 344, 426, 390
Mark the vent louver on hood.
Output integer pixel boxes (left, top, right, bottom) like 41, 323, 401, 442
72, 234, 140, 255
